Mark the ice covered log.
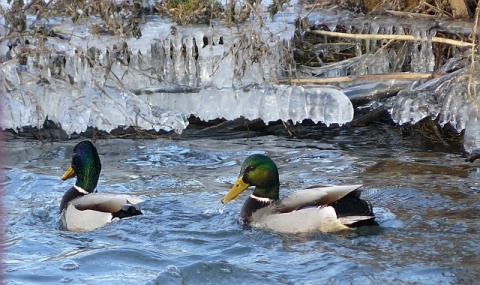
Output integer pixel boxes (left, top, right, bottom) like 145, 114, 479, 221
139, 85, 354, 126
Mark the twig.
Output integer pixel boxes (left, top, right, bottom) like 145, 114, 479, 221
465, 153, 480, 163
131, 87, 201, 95
312, 30, 473, 48
279, 72, 434, 84
385, 10, 446, 19
350, 106, 389, 126
467, 2, 480, 101
282, 120, 294, 137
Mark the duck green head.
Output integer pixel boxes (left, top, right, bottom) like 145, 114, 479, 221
61, 140, 101, 193
222, 154, 280, 204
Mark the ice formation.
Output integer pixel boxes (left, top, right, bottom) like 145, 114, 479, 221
290, 11, 480, 153
0, 9, 356, 136
390, 68, 480, 153
140, 85, 353, 125
1, 2, 479, 154
1, 68, 188, 134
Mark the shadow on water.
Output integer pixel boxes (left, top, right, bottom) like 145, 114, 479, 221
2, 124, 480, 284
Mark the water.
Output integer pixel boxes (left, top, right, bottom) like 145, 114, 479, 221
3, 125, 480, 284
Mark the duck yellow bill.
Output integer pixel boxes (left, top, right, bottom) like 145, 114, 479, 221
221, 177, 250, 204
61, 164, 76, 180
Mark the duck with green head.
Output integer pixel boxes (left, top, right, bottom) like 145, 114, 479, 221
60, 140, 143, 232
222, 154, 377, 233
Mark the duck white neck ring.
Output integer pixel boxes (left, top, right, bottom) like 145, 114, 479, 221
250, 194, 272, 203
74, 185, 90, 195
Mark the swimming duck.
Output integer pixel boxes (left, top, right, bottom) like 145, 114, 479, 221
221, 154, 376, 233
60, 140, 143, 232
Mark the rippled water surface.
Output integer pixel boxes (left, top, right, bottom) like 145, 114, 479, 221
3, 125, 480, 284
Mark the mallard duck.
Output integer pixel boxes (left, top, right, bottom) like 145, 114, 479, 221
221, 154, 376, 233
59, 140, 143, 232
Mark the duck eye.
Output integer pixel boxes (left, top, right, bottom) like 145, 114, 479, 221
245, 165, 255, 172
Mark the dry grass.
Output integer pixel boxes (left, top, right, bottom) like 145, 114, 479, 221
157, 0, 224, 25
349, 0, 473, 18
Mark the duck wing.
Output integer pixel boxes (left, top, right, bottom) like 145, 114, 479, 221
71, 193, 144, 213
330, 191, 376, 227
274, 184, 362, 213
